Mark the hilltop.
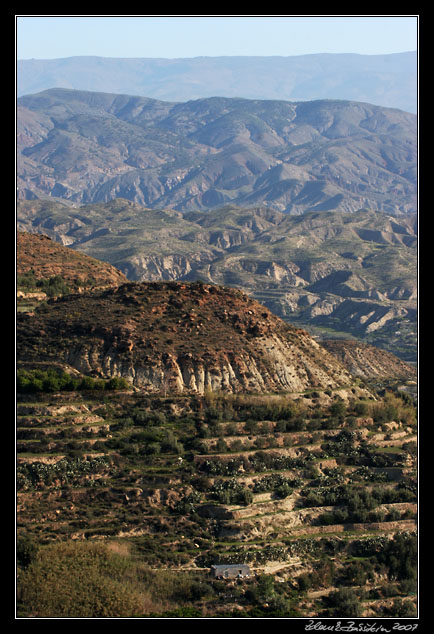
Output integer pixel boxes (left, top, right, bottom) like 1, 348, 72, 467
16, 230, 416, 387
17, 280, 356, 395
17, 230, 128, 289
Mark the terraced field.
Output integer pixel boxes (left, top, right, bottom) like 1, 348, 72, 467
17, 385, 417, 618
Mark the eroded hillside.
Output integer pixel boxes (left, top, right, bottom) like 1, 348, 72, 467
17, 201, 417, 361
320, 340, 416, 383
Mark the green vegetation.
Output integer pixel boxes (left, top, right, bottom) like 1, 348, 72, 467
17, 271, 73, 297
17, 540, 307, 618
16, 532, 417, 618
16, 381, 417, 618
17, 368, 130, 393
17, 456, 113, 491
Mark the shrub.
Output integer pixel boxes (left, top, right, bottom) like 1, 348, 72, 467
244, 420, 259, 433
297, 573, 312, 592
354, 401, 369, 416
325, 587, 363, 617
237, 488, 253, 506
330, 401, 346, 418
17, 536, 39, 570
145, 442, 161, 456
105, 377, 130, 390
376, 532, 417, 581
369, 393, 416, 426
339, 560, 375, 586
17, 272, 73, 297
382, 598, 417, 618
275, 483, 293, 499
205, 406, 223, 423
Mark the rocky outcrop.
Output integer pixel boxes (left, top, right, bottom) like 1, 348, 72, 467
62, 330, 350, 394
121, 252, 216, 282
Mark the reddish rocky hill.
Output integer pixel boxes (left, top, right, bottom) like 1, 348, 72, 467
17, 231, 128, 289
17, 281, 353, 395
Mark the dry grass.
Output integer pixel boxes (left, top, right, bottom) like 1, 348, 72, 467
106, 540, 131, 557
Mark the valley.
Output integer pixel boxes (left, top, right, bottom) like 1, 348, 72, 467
16, 236, 417, 618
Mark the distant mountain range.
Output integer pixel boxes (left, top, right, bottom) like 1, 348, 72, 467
17, 88, 417, 215
17, 52, 417, 114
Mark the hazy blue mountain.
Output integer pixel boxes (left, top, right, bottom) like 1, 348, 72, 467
17, 52, 417, 113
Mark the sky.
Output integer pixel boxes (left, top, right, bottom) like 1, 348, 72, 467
16, 15, 418, 60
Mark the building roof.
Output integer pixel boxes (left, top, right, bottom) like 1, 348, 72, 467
211, 564, 250, 571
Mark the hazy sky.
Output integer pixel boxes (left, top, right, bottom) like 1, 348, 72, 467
16, 15, 418, 60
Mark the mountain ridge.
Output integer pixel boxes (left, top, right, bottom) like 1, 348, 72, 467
17, 89, 417, 215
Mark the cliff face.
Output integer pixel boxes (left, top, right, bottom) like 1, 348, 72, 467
17, 281, 352, 394
121, 252, 216, 282
61, 329, 347, 395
